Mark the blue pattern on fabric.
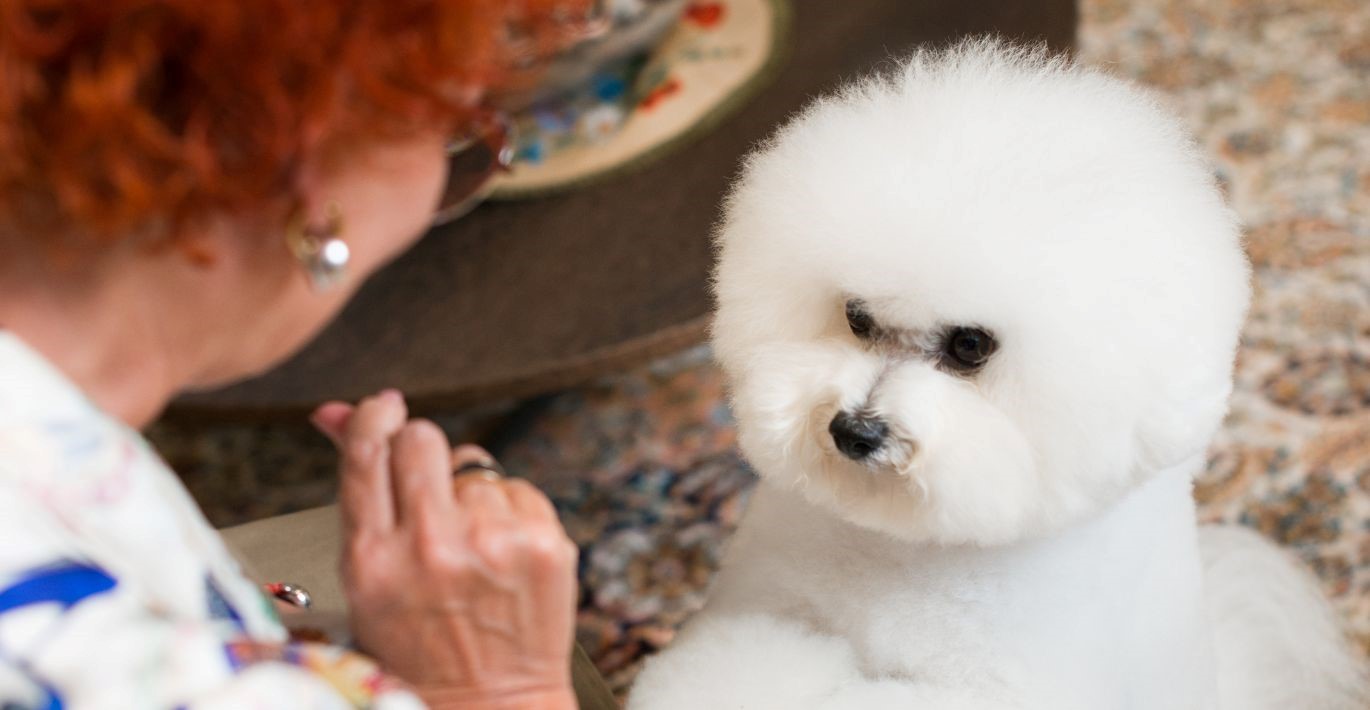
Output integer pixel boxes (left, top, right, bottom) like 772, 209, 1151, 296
0, 562, 116, 615
0, 561, 115, 710
40, 420, 104, 461
0, 678, 63, 710
204, 576, 244, 630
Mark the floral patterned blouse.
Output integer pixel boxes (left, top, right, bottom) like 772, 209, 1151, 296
0, 332, 422, 709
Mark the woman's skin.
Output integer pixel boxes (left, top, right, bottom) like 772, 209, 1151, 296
0, 132, 579, 709
0, 135, 448, 424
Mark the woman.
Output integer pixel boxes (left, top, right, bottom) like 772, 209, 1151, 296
0, 0, 589, 707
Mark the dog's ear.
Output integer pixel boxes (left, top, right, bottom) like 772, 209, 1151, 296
1133, 374, 1233, 474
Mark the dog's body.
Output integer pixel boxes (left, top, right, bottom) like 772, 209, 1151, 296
628, 42, 1367, 709
634, 472, 1362, 709
633, 470, 1209, 709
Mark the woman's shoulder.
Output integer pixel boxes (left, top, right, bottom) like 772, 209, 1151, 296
0, 332, 98, 429
0, 332, 143, 494
0, 332, 251, 617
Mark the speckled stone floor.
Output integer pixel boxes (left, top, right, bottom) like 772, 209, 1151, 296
151, 0, 1370, 697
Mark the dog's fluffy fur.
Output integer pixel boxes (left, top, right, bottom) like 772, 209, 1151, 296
628, 41, 1368, 709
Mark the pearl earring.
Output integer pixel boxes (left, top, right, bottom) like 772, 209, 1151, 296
285, 202, 349, 292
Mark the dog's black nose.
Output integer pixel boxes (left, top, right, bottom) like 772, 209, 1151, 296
829, 411, 888, 461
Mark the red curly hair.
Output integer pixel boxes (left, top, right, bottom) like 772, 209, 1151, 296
0, 0, 587, 249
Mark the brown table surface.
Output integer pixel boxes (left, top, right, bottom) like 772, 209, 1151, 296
173, 0, 1077, 422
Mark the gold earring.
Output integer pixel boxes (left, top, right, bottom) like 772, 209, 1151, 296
285, 202, 349, 292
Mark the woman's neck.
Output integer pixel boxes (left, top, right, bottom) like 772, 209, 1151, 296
0, 266, 188, 429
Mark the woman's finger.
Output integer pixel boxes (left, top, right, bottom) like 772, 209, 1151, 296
452, 475, 513, 517
339, 389, 407, 533
389, 419, 456, 527
502, 478, 560, 524
310, 401, 354, 445
450, 445, 509, 508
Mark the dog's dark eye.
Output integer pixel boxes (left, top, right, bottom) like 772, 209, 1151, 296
845, 299, 875, 339
943, 327, 996, 371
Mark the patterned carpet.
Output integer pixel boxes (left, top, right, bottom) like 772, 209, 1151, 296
1079, 0, 1370, 655
152, 0, 1370, 698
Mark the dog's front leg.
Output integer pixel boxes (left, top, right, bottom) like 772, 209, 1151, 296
628, 611, 1036, 710
627, 612, 865, 710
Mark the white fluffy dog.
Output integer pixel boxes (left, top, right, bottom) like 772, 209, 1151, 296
628, 42, 1368, 710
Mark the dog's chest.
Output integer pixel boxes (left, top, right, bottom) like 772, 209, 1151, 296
722, 488, 1050, 674
715, 480, 1215, 705
788, 523, 1033, 680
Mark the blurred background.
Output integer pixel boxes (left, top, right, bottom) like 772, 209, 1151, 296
152, 0, 1370, 697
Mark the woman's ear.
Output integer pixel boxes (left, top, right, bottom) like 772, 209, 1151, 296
164, 211, 295, 284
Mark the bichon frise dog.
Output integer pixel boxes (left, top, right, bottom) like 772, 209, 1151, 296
628, 41, 1368, 710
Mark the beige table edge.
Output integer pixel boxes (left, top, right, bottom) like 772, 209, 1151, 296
222, 505, 618, 709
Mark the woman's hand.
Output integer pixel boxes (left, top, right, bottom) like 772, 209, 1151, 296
312, 391, 579, 710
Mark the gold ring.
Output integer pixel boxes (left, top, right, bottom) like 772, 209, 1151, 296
454, 460, 504, 481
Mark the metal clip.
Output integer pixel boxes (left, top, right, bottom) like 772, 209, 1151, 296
265, 582, 313, 610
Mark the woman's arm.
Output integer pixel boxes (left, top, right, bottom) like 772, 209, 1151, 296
0, 478, 421, 708
0, 388, 578, 710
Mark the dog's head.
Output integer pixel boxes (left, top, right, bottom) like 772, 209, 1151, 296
713, 42, 1250, 545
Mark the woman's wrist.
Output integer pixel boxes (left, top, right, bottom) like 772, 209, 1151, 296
416, 682, 577, 710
